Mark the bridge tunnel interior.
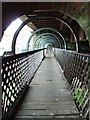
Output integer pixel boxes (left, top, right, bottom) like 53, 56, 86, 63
0, 2, 90, 120
0, 2, 90, 55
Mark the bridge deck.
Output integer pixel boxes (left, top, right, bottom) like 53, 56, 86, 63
14, 52, 85, 120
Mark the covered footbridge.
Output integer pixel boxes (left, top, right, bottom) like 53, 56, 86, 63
0, 2, 90, 120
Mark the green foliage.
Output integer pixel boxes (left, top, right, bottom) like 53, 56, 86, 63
74, 87, 86, 105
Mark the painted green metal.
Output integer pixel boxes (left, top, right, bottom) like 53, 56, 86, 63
34, 35, 61, 49
34, 37, 57, 48
34, 33, 61, 48
27, 27, 66, 51
42, 41, 55, 48
41, 41, 55, 48
38, 39, 58, 48
38, 36, 59, 48
12, 15, 79, 54
44, 43, 54, 48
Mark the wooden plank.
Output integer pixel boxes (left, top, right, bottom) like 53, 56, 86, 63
14, 53, 80, 119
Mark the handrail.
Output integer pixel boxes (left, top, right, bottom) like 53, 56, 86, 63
1, 48, 46, 120
54, 48, 90, 119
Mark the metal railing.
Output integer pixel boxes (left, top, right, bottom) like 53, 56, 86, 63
0, 48, 46, 120
54, 48, 90, 120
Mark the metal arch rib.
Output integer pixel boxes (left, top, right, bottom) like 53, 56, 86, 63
27, 27, 66, 51
12, 20, 66, 54
39, 40, 55, 48
34, 33, 61, 48
37, 36, 59, 48
44, 42, 54, 48
43, 42, 55, 48
12, 14, 78, 54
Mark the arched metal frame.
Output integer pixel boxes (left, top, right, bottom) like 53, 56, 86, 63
44, 43, 54, 48
34, 34, 61, 49
37, 36, 60, 48
27, 27, 66, 51
12, 14, 79, 54
37, 37, 59, 48
35, 37, 57, 48
43, 41, 55, 48
55, 17, 78, 51
39, 40, 56, 48
33, 33, 61, 48
40, 16, 78, 51
28, 15, 78, 51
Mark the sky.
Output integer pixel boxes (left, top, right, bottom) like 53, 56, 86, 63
0, 18, 33, 55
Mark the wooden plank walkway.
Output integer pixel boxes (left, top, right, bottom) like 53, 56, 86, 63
14, 52, 85, 120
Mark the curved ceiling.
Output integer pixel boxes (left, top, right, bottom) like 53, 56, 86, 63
2, 2, 90, 54
2, 2, 88, 32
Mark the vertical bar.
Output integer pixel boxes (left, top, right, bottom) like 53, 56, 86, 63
43, 49, 45, 60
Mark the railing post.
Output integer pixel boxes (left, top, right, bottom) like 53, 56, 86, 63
43, 49, 45, 60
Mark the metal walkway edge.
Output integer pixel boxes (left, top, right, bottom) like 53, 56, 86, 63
14, 52, 86, 120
